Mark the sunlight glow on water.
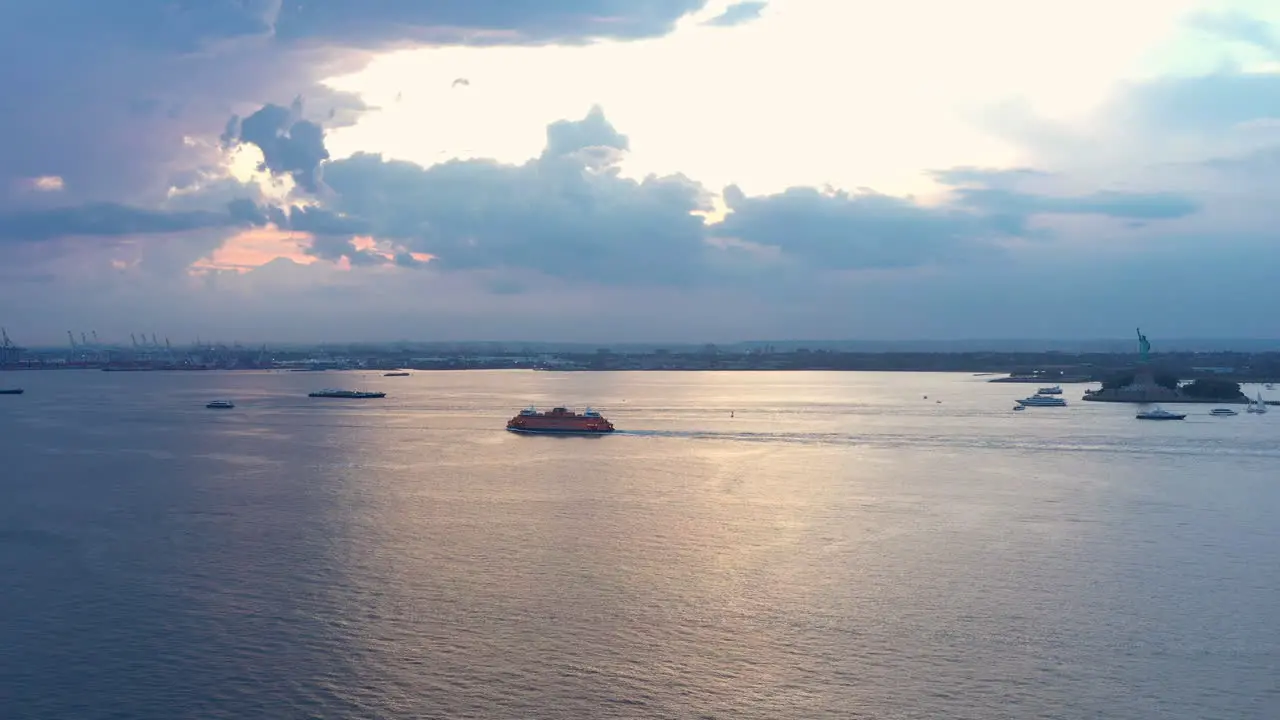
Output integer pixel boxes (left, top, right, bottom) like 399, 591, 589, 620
1, 371, 1277, 718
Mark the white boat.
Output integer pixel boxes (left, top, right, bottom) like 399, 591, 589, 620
1012, 405, 1025, 411
1247, 392, 1268, 413
1210, 408, 1237, 416
1036, 385, 1063, 395
206, 400, 234, 409
1016, 395, 1067, 407
1136, 406, 1186, 420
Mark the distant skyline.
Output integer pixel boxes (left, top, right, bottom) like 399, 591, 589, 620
2, 0, 1279, 343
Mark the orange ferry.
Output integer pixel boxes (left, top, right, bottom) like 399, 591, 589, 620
506, 406, 615, 434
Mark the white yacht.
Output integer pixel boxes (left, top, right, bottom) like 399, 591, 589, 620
1036, 385, 1063, 395
1210, 407, 1238, 416
1136, 406, 1185, 420
1017, 394, 1067, 407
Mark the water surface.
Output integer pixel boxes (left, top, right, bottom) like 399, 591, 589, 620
1, 370, 1277, 718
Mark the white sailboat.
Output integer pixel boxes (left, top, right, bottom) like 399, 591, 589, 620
1247, 392, 1268, 414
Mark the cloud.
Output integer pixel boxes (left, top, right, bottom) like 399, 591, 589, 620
711, 185, 999, 270
5, 1, 1273, 343
703, 2, 768, 28
3, 103, 1205, 294
1190, 10, 1280, 56
224, 100, 332, 192
949, 188, 1200, 221
0, 202, 255, 243
270, 1, 709, 46
0, 1, 711, 209
318, 109, 715, 284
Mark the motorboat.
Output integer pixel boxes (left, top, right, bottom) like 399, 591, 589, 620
1016, 395, 1067, 407
1036, 385, 1063, 395
1209, 408, 1237, 416
1136, 406, 1186, 420
206, 400, 235, 409
1012, 405, 1025, 411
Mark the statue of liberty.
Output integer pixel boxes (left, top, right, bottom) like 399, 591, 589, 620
1136, 328, 1151, 362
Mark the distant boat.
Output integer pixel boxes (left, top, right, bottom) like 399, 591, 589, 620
1012, 405, 1025, 411
1247, 392, 1268, 414
383, 371, 410, 377
1036, 385, 1063, 395
0, 388, 23, 395
206, 400, 234, 409
1016, 395, 1067, 407
1136, 406, 1186, 420
308, 389, 386, 399
1210, 408, 1238, 416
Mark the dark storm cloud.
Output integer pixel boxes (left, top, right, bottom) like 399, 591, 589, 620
0, 201, 258, 243
0, 0, 710, 208
703, 2, 768, 27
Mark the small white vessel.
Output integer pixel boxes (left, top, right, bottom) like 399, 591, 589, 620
1036, 385, 1063, 395
1136, 406, 1186, 420
1210, 408, 1238, 416
1247, 392, 1268, 413
1017, 394, 1067, 407
1012, 405, 1025, 411
206, 400, 235, 409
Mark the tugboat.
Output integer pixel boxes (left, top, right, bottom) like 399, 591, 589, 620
308, 389, 387, 399
506, 406, 615, 434
1136, 406, 1186, 420
206, 399, 235, 409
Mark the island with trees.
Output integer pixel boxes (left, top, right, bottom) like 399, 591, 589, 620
1083, 372, 1249, 403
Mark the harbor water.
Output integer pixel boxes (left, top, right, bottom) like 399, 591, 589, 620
1, 370, 1277, 718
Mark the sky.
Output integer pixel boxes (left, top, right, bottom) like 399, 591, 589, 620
1, 0, 1279, 345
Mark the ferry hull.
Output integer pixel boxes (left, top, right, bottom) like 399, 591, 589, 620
507, 426, 614, 435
